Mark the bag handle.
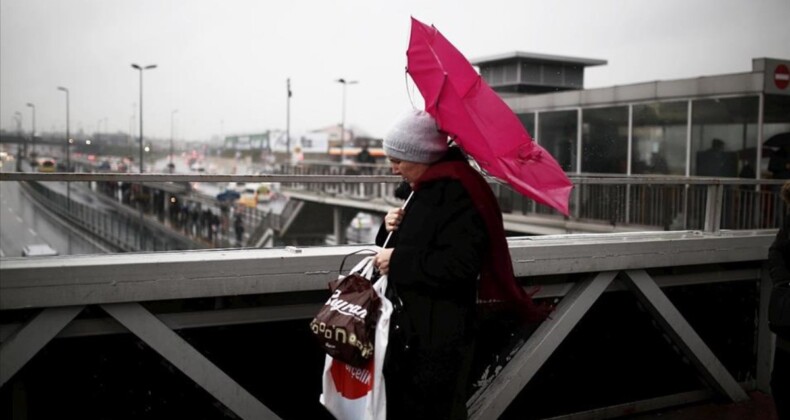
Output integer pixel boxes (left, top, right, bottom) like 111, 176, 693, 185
359, 258, 375, 279
336, 191, 414, 278
339, 248, 377, 275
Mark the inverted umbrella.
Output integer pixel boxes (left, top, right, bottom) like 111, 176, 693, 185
406, 17, 573, 215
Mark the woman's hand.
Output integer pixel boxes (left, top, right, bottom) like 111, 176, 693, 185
375, 248, 394, 275
384, 208, 404, 232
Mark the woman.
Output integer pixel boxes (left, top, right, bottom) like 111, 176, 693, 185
374, 110, 548, 419
770, 181, 790, 419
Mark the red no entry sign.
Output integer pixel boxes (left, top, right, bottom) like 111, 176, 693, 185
775, 64, 790, 90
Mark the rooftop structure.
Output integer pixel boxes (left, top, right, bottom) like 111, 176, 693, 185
472, 51, 607, 94
485, 56, 790, 179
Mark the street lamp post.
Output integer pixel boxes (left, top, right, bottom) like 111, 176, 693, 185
13, 112, 22, 170
131, 63, 157, 173
170, 109, 178, 173
57, 86, 70, 171
57, 86, 71, 209
286, 78, 292, 161
335, 78, 358, 163
26, 103, 35, 156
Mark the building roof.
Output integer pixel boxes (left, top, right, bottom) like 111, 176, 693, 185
471, 51, 607, 67
503, 57, 790, 112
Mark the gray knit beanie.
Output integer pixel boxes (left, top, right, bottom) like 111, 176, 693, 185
383, 110, 448, 163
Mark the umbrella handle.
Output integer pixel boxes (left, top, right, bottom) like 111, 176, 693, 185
381, 191, 414, 248
405, 70, 420, 111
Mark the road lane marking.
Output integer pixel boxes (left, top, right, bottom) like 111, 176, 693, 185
0, 249, 4, 257
16, 216, 23, 223
8, 207, 14, 213
29, 229, 38, 236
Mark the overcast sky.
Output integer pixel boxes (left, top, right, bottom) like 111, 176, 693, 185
1, 0, 788, 143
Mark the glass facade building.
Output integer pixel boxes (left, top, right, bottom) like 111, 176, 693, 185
496, 58, 790, 180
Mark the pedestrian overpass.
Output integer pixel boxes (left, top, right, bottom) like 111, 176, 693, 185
1, 169, 787, 418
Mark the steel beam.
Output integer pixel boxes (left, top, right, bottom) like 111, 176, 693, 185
1, 304, 321, 342
541, 387, 717, 420
0, 305, 84, 387
468, 271, 616, 419
101, 302, 279, 420
1, 232, 774, 311
622, 269, 748, 402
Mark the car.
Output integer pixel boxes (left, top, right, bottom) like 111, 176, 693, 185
237, 187, 258, 208
37, 157, 57, 172
22, 244, 59, 257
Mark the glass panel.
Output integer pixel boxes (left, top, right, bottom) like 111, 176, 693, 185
764, 94, 790, 180
503, 63, 518, 83
543, 63, 562, 86
517, 113, 536, 140
563, 65, 583, 88
632, 101, 688, 175
691, 96, 759, 178
537, 110, 578, 172
581, 106, 629, 174
521, 62, 541, 84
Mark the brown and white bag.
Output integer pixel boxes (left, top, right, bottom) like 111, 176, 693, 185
310, 256, 381, 368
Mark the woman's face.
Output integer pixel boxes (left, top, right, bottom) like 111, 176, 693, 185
388, 157, 430, 186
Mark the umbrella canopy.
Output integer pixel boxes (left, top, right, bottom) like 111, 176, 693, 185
216, 189, 241, 202
765, 132, 790, 148
406, 17, 573, 215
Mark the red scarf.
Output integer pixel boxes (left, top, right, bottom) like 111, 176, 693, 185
414, 159, 552, 323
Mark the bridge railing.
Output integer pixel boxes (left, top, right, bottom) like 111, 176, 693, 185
275, 165, 787, 231
0, 230, 778, 419
3, 172, 787, 234
22, 180, 195, 252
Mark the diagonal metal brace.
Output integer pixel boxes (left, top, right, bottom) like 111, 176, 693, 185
469, 271, 617, 419
101, 302, 280, 420
0, 305, 84, 387
622, 269, 748, 402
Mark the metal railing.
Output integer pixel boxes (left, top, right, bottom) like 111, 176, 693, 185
22, 180, 197, 252
3, 171, 787, 241
0, 230, 778, 419
268, 164, 788, 231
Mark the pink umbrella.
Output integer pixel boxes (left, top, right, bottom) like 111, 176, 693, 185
406, 17, 573, 215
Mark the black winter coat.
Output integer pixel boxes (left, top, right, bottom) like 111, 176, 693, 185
770, 214, 790, 288
770, 212, 790, 342
376, 177, 486, 419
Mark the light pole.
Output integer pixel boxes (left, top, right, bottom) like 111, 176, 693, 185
170, 109, 178, 173
57, 86, 70, 171
335, 78, 358, 163
57, 86, 71, 208
13, 112, 22, 136
26, 103, 35, 156
13, 112, 22, 170
286, 78, 292, 161
131, 63, 157, 173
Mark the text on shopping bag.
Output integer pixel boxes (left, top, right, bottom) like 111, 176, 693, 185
310, 272, 381, 367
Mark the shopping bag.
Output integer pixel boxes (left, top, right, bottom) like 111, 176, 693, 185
320, 272, 391, 420
310, 256, 381, 367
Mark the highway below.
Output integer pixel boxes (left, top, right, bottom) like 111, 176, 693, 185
0, 164, 108, 257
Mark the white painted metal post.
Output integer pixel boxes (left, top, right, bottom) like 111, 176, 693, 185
704, 184, 724, 233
